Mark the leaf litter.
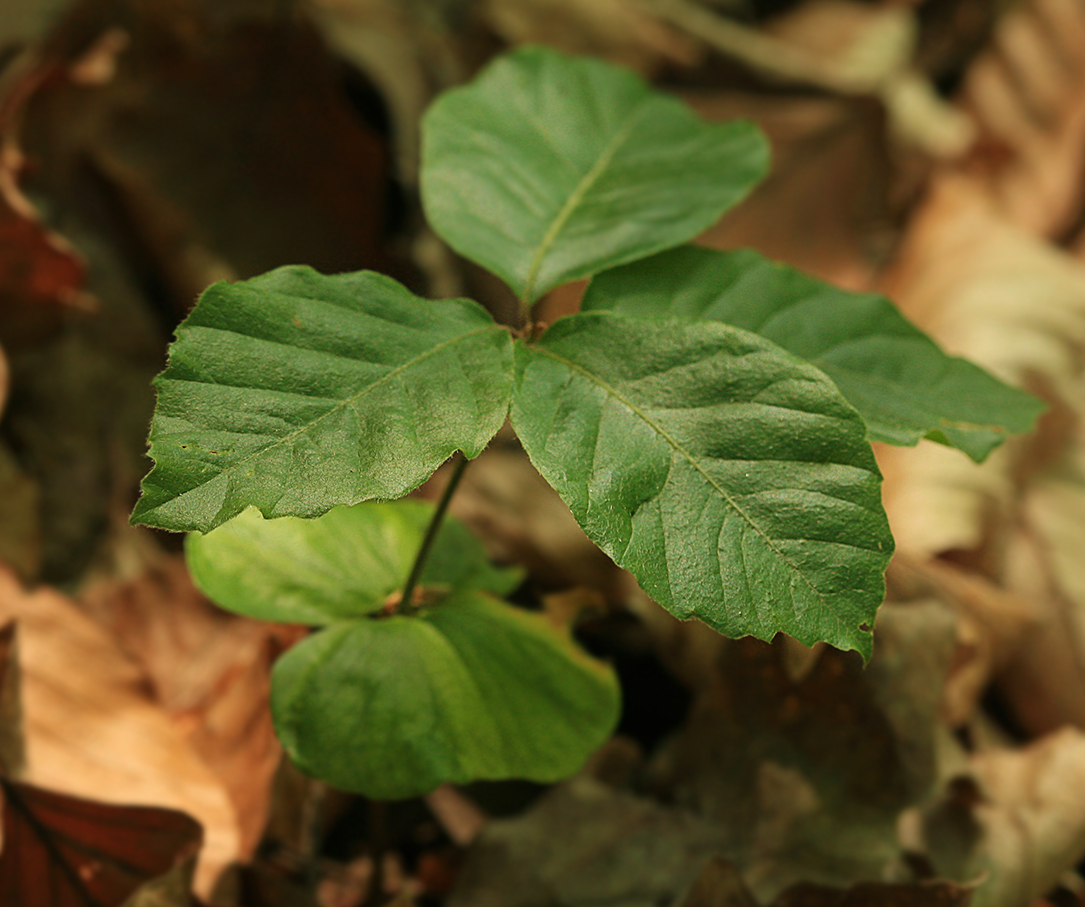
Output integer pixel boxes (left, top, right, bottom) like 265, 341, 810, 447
5, 0, 1085, 905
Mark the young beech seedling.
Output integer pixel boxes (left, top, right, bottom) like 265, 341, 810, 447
131, 45, 1044, 798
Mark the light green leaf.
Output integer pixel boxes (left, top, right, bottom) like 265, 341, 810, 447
131, 267, 513, 533
511, 312, 893, 658
271, 591, 620, 798
185, 500, 522, 625
583, 246, 1045, 461
420, 45, 769, 304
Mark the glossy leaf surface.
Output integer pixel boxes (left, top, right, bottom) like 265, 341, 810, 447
511, 313, 893, 657
132, 267, 513, 532
421, 45, 769, 304
185, 500, 522, 625
583, 246, 1045, 461
271, 591, 620, 798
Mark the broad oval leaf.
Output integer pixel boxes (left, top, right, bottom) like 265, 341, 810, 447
131, 267, 514, 533
583, 246, 1045, 461
271, 591, 620, 798
420, 45, 769, 304
185, 500, 522, 625
511, 313, 893, 657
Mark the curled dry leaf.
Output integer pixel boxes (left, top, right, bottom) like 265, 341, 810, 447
0, 565, 240, 895
920, 730, 1085, 907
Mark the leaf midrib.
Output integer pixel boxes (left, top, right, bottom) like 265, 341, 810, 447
519, 105, 647, 303
532, 344, 880, 613
153, 323, 503, 502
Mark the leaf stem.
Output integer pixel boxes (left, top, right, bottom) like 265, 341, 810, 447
398, 455, 470, 610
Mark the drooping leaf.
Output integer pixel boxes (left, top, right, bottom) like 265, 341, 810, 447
131, 267, 514, 533
510, 312, 893, 657
271, 591, 619, 798
420, 45, 769, 304
185, 500, 522, 625
583, 246, 1044, 461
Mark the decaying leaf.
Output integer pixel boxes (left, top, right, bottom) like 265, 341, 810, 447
447, 776, 733, 907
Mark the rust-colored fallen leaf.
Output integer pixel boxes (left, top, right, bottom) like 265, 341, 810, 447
0, 779, 201, 907
0, 564, 240, 895
0, 53, 89, 326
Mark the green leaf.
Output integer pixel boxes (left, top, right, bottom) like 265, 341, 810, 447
420, 45, 769, 304
583, 246, 1045, 461
271, 591, 620, 798
511, 312, 893, 658
131, 267, 514, 533
185, 500, 522, 625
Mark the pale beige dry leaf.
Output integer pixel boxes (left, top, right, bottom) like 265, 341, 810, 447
938, 730, 1085, 907
878, 177, 1085, 559
0, 565, 240, 896
878, 175, 1085, 732
960, 0, 1085, 237
79, 544, 303, 862
998, 416, 1085, 733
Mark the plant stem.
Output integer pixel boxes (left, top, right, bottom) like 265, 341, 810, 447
398, 454, 470, 610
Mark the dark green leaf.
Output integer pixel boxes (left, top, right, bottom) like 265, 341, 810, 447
271, 591, 620, 798
131, 267, 513, 533
185, 500, 522, 625
583, 246, 1045, 461
511, 313, 893, 657
421, 46, 769, 304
